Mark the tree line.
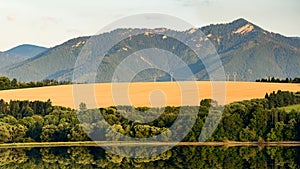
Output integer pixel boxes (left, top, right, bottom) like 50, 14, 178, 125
265, 90, 300, 109
0, 90, 299, 143
0, 76, 71, 90
256, 77, 300, 83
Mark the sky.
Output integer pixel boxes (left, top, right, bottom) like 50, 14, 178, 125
0, 0, 299, 51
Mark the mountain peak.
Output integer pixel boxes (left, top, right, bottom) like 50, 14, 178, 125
6, 44, 47, 58
229, 18, 259, 35
232, 18, 250, 24
230, 18, 256, 27
6, 44, 47, 52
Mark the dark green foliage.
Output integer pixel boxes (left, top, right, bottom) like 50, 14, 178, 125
0, 77, 10, 89
200, 98, 218, 107
5, 100, 53, 119
0, 76, 71, 90
256, 77, 300, 83
265, 90, 300, 109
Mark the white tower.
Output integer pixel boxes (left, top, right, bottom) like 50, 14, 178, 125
226, 72, 230, 81
233, 72, 237, 82
170, 72, 174, 82
153, 75, 157, 82
247, 69, 253, 81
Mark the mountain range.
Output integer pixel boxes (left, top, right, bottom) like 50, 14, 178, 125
0, 18, 299, 82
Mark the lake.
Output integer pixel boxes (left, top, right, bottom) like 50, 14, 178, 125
1, 146, 299, 168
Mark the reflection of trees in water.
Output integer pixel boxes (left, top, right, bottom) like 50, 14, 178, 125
0, 146, 300, 168
0, 149, 28, 166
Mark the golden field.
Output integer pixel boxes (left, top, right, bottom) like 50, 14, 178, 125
0, 81, 299, 109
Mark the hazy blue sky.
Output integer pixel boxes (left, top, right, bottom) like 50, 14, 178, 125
0, 0, 299, 51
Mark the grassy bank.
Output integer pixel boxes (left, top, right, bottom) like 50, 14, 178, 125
279, 104, 300, 112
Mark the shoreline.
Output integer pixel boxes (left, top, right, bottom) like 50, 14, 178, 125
1, 141, 300, 149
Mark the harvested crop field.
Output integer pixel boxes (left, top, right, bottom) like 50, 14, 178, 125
0, 81, 299, 109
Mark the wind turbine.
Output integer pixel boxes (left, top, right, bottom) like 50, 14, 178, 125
226, 72, 230, 81
233, 72, 237, 82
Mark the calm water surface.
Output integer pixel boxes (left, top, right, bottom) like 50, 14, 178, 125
1, 146, 299, 168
